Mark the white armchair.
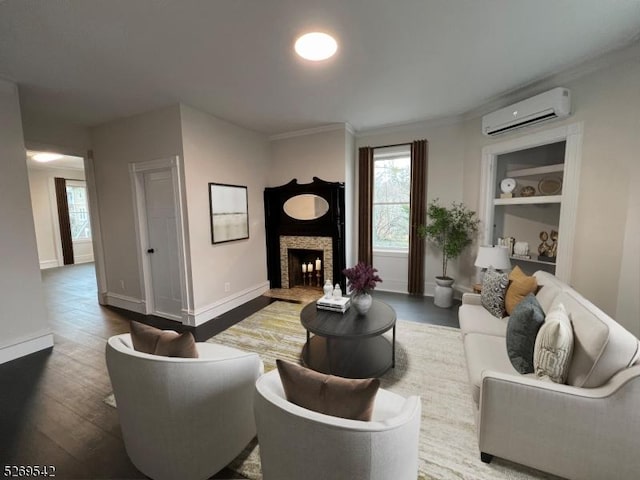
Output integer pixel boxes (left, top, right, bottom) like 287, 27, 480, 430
254, 369, 421, 480
105, 333, 264, 480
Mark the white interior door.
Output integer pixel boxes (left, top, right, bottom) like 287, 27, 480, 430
143, 170, 182, 319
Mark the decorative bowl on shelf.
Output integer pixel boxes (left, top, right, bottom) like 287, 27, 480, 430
538, 176, 562, 195
520, 186, 536, 197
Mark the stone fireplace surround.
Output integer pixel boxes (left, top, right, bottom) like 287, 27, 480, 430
280, 236, 333, 288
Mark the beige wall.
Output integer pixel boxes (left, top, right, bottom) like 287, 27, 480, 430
460, 53, 640, 335
27, 166, 87, 268
180, 104, 271, 313
21, 111, 91, 156
90, 105, 183, 301
269, 127, 348, 186
0, 78, 51, 362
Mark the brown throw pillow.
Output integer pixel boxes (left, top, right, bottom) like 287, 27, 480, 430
276, 359, 380, 421
505, 266, 538, 315
129, 321, 198, 358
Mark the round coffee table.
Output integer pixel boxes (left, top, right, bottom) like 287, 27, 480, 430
300, 299, 396, 378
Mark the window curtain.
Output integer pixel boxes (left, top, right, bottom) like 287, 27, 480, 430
408, 140, 428, 294
54, 177, 74, 265
357, 146, 374, 266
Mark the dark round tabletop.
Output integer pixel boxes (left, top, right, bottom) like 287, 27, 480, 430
300, 299, 396, 339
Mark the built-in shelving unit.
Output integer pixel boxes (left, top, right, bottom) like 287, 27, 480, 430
479, 122, 583, 282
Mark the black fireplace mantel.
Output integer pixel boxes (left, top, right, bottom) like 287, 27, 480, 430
264, 177, 346, 290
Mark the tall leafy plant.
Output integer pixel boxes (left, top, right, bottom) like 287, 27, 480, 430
418, 199, 479, 279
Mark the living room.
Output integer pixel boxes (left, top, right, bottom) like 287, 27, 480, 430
1, 2, 640, 479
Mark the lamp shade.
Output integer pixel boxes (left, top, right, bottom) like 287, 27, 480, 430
474, 245, 511, 270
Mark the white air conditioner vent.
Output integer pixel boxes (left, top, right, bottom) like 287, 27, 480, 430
482, 88, 571, 136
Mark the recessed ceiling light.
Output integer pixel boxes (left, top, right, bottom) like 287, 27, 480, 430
32, 152, 63, 163
294, 32, 338, 61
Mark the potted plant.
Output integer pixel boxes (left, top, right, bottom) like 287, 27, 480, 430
342, 262, 383, 315
418, 199, 479, 308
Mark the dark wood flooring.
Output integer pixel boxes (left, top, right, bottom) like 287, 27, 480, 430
0, 263, 459, 479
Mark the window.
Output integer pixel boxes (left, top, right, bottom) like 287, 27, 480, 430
65, 181, 92, 241
372, 145, 411, 250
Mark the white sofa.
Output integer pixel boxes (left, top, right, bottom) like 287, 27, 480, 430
106, 334, 264, 480
253, 369, 422, 480
459, 271, 640, 480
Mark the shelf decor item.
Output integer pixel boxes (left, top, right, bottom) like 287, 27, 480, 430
520, 185, 536, 197
500, 177, 517, 199
418, 199, 479, 308
342, 262, 382, 315
538, 176, 562, 195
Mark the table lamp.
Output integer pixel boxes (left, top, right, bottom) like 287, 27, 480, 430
474, 245, 512, 281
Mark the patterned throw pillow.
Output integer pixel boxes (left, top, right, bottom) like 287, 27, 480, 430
534, 303, 574, 383
506, 294, 546, 374
481, 267, 509, 318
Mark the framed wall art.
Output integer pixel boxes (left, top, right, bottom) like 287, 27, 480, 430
209, 183, 249, 244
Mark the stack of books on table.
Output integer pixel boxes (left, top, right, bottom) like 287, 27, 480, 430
316, 296, 350, 313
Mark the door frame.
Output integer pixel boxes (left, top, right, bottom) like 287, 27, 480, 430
478, 121, 583, 282
129, 156, 192, 323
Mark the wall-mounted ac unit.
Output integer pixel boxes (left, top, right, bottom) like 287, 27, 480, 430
482, 87, 571, 136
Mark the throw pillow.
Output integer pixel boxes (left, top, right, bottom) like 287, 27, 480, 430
506, 293, 546, 374
533, 303, 574, 383
480, 267, 509, 318
505, 266, 538, 315
129, 321, 198, 358
276, 359, 380, 421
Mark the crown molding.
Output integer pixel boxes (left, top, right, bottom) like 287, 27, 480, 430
269, 123, 349, 141
355, 113, 466, 138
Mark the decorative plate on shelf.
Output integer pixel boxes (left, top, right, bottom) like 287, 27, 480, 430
538, 176, 562, 195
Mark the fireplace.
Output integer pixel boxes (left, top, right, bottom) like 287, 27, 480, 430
287, 249, 324, 288
264, 178, 345, 290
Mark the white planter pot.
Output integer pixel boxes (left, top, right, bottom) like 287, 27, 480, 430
434, 277, 454, 308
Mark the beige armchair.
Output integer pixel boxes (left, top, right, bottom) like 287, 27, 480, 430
106, 333, 264, 480
254, 369, 421, 480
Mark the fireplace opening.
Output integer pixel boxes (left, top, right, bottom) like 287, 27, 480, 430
288, 249, 324, 289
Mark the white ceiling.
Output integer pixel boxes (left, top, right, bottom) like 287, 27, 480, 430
1, 0, 639, 135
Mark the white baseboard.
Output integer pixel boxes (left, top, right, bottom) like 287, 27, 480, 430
74, 254, 95, 264
40, 259, 60, 269
188, 281, 270, 326
105, 292, 146, 314
0, 332, 54, 365
376, 278, 408, 294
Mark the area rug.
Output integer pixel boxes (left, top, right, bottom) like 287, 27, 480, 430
208, 301, 557, 480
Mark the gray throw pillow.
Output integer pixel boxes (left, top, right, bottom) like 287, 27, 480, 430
480, 267, 509, 318
506, 294, 545, 374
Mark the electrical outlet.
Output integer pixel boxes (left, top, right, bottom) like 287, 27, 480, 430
224, 282, 231, 292
120, 280, 125, 290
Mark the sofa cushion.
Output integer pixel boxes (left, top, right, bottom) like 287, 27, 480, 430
130, 321, 198, 358
506, 294, 546, 374
505, 266, 538, 315
533, 302, 574, 383
533, 271, 565, 312
463, 333, 519, 405
276, 359, 380, 421
481, 268, 509, 318
553, 291, 640, 388
459, 303, 508, 337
